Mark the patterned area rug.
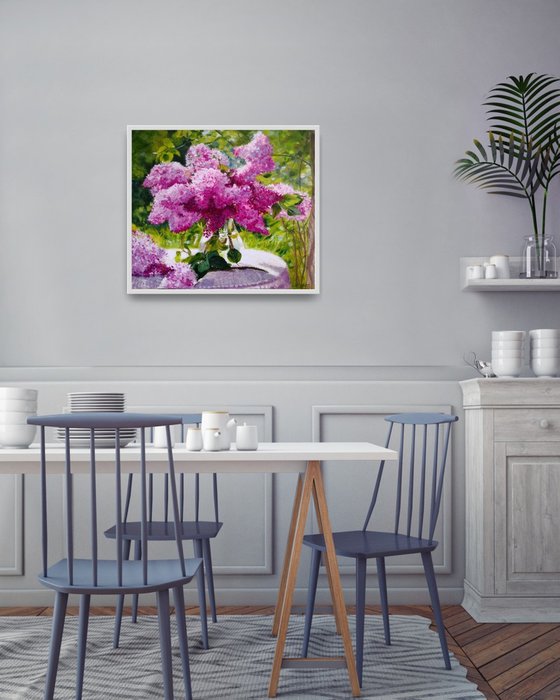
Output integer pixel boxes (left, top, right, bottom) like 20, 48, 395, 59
0, 614, 483, 699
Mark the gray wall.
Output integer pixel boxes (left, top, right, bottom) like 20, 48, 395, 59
1, 0, 559, 368
1, 0, 559, 605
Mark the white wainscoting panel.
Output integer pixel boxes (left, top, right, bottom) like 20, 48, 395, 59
0, 475, 23, 575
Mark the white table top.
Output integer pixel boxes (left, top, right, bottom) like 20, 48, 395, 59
0, 442, 398, 474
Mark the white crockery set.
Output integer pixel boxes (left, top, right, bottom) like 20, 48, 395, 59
530, 329, 560, 377
491, 329, 560, 377
492, 331, 525, 377
183, 411, 259, 452
0, 387, 38, 448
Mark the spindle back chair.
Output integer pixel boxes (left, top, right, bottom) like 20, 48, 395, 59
301, 412, 458, 687
28, 412, 201, 700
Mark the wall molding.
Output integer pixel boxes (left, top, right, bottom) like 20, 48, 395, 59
0, 475, 23, 576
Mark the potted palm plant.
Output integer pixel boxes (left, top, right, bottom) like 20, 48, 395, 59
455, 73, 560, 278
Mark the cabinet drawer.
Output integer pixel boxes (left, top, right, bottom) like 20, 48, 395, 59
494, 408, 560, 441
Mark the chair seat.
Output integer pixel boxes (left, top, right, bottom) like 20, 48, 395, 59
303, 530, 438, 558
104, 520, 223, 541
38, 557, 202, 595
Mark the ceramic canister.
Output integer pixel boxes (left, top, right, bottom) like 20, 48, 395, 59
185, 427, 203, 451
236, 423, 258, 451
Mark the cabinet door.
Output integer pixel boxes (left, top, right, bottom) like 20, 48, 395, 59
495, 442, 560, 595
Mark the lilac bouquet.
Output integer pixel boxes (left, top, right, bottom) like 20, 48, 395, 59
143, 132, 311, 238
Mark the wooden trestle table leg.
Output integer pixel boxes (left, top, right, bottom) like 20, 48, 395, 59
272, 473, 303, 637
268, 461, 360, 698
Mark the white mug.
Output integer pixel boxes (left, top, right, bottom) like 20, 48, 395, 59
203, 429, 222, 451
467, 265, 484, 280
485, 264, 498, 279
185, 428, 203, 451
236, 423, 258, 451
153, 425, 173, 448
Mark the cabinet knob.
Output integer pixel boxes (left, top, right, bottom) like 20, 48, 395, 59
540, 419, 550, 429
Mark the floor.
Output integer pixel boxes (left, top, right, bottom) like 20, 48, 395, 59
1, 604, 558, 699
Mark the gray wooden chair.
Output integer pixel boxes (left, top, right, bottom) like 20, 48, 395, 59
28, 412, 201, 700
104, 414, 222, 650
301, 412, 458, 686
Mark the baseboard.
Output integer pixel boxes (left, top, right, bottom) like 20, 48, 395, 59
463, 579, 560, 622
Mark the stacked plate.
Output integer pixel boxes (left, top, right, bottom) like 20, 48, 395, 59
56, 392, 135, 447
530, 329, 560, 377
0, 387, 38, 448
492, 331, 525, 378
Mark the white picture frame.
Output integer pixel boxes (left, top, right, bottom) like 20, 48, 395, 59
127, 125, 320, 296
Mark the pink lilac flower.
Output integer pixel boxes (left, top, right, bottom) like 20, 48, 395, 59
148, 184, 202, 232
159, 263, 198, 289
142, 132, 310, 237
268, 183, 312, 220
232, 132, 275, 184
186, 143, 228, 170
190, 169, 231, 209
131, 230, 171, 277
143, 162, 190, 194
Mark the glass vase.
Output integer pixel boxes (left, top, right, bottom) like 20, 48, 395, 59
519, 235, 558, 279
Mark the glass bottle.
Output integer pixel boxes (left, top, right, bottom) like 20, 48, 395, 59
520, 235, 558, 279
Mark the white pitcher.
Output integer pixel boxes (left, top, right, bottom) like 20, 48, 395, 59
201, 411, 237, 450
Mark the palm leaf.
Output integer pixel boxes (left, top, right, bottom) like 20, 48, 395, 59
484, 73, 560, 149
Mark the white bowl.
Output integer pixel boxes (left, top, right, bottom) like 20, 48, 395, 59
531, 350, 560, 359
529, 329, 560, 339
0, 424, 37, 448
492, 331, 526, 341
531, 357, 560, 377
0, 399, 37, 412
492, 339, 524, 347
492, 344, 524, 353
531, 338, 560, 350
492, 357, 523, 377
0, 387, 38, 400
0, 411, 37, 425
492, 349, 523, 358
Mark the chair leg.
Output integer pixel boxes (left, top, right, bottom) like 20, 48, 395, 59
421, 551, 451, 670
76, 594, 90, 700
114, 539, 131, 648
201, 538, 218, 623
194, 539, 209, 650
44, 591, 68, 700
376, 556, 391, 645
301, 547, 321, 657
355, 557, 367, 688
173, 585, 193, 700
131, 539, 141, 623
157, 589, 174, 700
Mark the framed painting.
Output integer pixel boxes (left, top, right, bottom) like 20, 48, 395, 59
127, 126, 319, 294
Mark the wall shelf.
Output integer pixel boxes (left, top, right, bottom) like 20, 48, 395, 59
461, 257, 560, 292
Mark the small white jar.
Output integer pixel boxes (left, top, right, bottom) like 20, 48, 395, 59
185, 427, 203, 451
236, 423, 258, 451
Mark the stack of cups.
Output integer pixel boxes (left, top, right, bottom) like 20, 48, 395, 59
492, 331, 525, 377
530, 329, 560, 377
0, 387, 38, 448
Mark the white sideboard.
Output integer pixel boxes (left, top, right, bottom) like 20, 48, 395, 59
461, 378, 560, 621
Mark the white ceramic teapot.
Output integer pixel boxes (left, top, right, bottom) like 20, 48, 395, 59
201, 411, 237, 450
